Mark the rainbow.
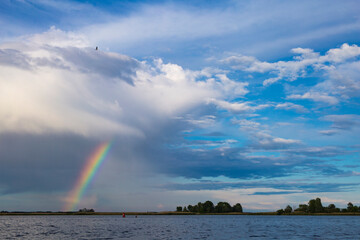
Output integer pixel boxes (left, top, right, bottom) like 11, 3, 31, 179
64, 141, 112, 211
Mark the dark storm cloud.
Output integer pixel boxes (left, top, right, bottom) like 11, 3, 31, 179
0, 109, 349, 196
0, 133, 99, 194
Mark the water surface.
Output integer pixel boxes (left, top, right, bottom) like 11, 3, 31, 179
1, 215, 359, 239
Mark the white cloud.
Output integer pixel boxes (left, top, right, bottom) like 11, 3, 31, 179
215, 73, 249, 97
275, 102, 309, 113
287, 60, 360, 106
231, 117, 302, 149
185, 115, 216, 128
273, 137, 300, 144
0, 28, 250, 138
255, 133, 301, 148
287, 92, 339, 105
223, 44, 360, 106
232, 119, 260, 130
224, 43, 360, 87
318, 129, 339, 136
324, 43, 360, 63
209, 99, 269, 113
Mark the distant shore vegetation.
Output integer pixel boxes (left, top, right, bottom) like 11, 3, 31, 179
276, 198, 360, 215
176, 201, 243, 213
2, 198, 360, 215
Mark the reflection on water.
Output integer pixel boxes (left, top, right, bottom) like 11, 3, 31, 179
0, 215, 360, 239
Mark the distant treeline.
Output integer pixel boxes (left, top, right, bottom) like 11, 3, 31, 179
78, 208, 95, 213
277, 198, 360, 215
176, 201, 243, 213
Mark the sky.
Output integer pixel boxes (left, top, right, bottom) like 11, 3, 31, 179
0, 0, 359, 212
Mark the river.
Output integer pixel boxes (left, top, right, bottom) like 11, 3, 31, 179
1, 215, 359, 239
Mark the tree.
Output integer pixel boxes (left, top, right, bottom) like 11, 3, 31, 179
232, 203, 243, 213
315, 198, 324, 213
187, 205, 194, 212
284, 205, 292, 213
347, 202, 354, 212
215, 202, 232, 213
296, 204, 308, 212
325, 203, 339, 213
308, 199, 316, 213
183, 206, 188, 212
197, 202, 205, 213
203, 201, 215, 213
276, 209, 284, 215
79, 208, 94, 213
328, 204, 336, 210
352, 206, 359, 212
176, 206, 182, 212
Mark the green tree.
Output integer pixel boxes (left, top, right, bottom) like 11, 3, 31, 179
276, 209, 284, 215
176, 206, 182, 212
284, 205, 292, 213
296, 204, 308, 212
187, 205, 194, 212
352, 206, 359, 212
315, 198, 324, 213
183, 206, 188, 212
328, 204, 335, 210
325, 203, 336, 213
215, 202, 232, 213
203, 201, 215, 213
197, 202, 204, 213
232, 203, 243, 213
347, 202, 354, 212
308, 199, 316, 213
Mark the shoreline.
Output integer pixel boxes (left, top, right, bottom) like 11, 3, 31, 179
1, 211, 360, 216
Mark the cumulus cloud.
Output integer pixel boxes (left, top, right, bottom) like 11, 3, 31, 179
224, 44, 360, 106
0, 28, 263, 196
0, 29, 140, 137
224, 43, 360, 86
0, 28, 250, 138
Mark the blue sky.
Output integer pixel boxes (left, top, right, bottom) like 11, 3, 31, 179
0, 0, 360, 212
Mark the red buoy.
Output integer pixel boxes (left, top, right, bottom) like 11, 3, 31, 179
122, 212, 126, 218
